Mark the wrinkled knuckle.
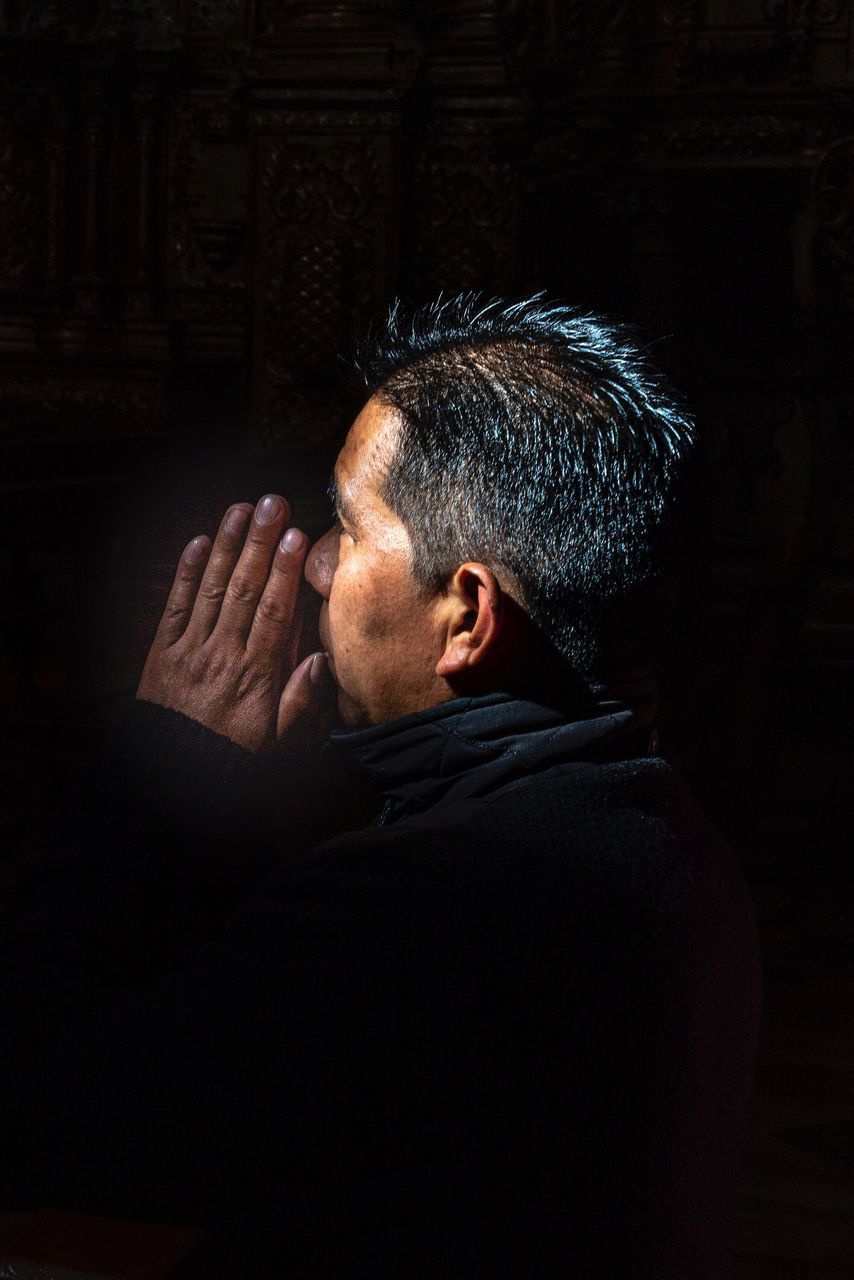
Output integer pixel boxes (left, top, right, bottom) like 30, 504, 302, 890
163, 600, 190, 625
255, 596, 288, 626
184, 650, 209, 681
198, 580, 226, 605
206, 646, 235, 682
228, 574, 258, 605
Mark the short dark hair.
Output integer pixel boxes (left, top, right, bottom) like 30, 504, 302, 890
354, 292, 695, 674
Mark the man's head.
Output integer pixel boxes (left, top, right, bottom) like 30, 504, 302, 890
305, 292, 695, 728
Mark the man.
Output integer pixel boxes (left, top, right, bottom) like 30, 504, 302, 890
0, 294, 760, 1277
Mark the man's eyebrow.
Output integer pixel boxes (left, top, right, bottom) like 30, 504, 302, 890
328, 470, 357, 527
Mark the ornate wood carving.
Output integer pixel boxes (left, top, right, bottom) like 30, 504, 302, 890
0, 0, 848, 453
73, 75, 109, 310
166, 94, 248, 293
0, 92, 45, 295
252, 123, 394, 450
805, 136, 854, 307
187, 0, 245, 32
260, 0, 399, 33
0, 376, 166, 442
405, 0, 523, 299
407, 126, 517, 295
640, 112, 838, 165
43, 83, 66, 297
126, 80, 162, 310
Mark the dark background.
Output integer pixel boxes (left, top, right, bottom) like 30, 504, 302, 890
1, 2, 853, 1274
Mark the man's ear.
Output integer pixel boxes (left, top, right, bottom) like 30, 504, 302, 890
435, 563, 504, 679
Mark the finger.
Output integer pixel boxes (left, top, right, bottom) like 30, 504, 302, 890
246, 527, 308, 666
183, 503, 255, 642
152, 536, 212, 649
276, 651, 336, 744
213, 494, 290, 643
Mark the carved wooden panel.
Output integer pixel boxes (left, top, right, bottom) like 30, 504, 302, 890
186, 0, 246, 32
165, 92, 248, 346
405, 124, 518, 296
0, 88, 50, 298
0, 376, 167, 444
805, 136, 854, 309
250, 113, 398, 450
258, 0, 401, 32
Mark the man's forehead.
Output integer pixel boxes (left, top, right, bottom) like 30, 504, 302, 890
331, 399, 411, 553
335, 398, 399, 494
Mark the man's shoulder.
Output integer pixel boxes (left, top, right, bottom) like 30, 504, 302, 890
471, 755, 711, 887
476, 754, 694, 856
284, 755, 724, 907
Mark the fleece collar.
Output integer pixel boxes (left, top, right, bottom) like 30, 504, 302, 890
325, 678, 658, 825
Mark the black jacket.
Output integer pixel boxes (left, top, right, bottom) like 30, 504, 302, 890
0, 690, 760, 1278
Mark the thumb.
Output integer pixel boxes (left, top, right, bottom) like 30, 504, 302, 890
276, 651, 336, 744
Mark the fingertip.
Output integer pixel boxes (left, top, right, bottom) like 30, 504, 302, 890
277, 651, 332, 741
224, 504, 253, 535
309, 651, 328, 684
284, 651, 317, 692
309, 652, 337, 703
280, 527, 307, 555
255, 494, 291, 527
185, 535, 211, 565
287, 652, 333, 701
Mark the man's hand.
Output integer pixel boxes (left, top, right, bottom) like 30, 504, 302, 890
136, 494, 333, 754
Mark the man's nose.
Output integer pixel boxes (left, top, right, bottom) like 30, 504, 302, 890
304, 525, 338, 599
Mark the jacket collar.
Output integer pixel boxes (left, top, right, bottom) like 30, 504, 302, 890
325, 675, 658, 825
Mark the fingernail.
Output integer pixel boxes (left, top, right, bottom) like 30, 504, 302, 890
225, 506, 249, 535
256, 495, 281, 524
310, 652, 327, 684
185, 536, 208, 563
281, 527, 305, 553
